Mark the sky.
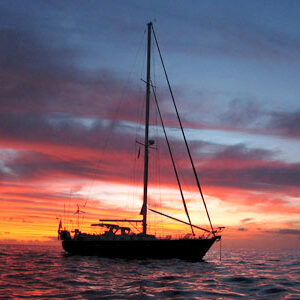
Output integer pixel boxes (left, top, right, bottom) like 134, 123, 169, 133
0, 0, 300, 248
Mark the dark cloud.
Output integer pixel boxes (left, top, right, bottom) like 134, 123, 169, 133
237, 227, 248, 232
1, 6, 299, 144
0, 28, 75, 72
152, 7, 300, 62
241, 218, 253, 223
2, 1, 300, 64
0, 30, 142, 121
0, 151, 92, 181
0, 1, 299, 195
1, 190, 82, 204
0, 101, 298, 192
0, 111, 140, 155
186, 143, 300, 190
201, 163, 300, 190
220, 99, 263, 127
268, 111, 300, 138
218, 97, 300, 139
266, 229, 300, 235
0, 14, 146, 123
2, 117, 299, 193
0, 146, 139, 184
212, 144, 273, 161
215, 21, 300, 62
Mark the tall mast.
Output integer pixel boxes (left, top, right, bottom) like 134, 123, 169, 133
141, 22, 152, 235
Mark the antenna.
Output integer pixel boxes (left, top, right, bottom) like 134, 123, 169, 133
74, 204, 85, 230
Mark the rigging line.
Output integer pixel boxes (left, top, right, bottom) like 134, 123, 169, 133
85, 28, 147, 210
131, 83, 144, 211
155, 95, 163, 232
129, 222, 141, 233
71, 30, 146, 230
132, 83, 146, 209
149, 208, 210, 233
151, 25, 214, 233
152, 63, 163, 234
151, 84, 195, 236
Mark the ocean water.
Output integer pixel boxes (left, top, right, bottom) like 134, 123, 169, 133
0, 244, 299, 299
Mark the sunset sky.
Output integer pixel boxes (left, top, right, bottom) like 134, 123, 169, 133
0, 0, 299, 248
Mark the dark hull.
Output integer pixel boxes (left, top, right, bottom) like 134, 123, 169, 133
62, 237, 217, 260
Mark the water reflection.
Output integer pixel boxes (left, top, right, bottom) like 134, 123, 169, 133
0, 245, 299, 299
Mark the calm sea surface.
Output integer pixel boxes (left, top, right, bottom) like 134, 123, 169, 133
0, 244, 299, 299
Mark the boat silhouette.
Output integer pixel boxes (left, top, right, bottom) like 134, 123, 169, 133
59, 22, 224, 259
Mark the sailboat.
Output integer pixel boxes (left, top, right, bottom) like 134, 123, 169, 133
59, 22, 224, 259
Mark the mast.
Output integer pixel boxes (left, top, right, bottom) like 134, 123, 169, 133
141, 22, 152, 235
